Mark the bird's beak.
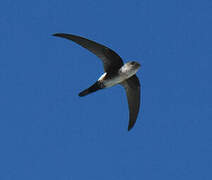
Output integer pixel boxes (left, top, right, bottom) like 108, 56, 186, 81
136, 63, 141, 68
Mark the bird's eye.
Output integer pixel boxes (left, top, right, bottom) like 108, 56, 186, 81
131, 62, 136, 65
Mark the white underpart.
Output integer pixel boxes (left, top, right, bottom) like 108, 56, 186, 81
98, 63, 139, 88
98, 72, 126, 87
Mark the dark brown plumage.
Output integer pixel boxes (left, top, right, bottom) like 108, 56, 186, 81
53, 33, 141, 131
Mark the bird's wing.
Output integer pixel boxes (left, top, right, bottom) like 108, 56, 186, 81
120, 75, 140, 131
53, 33, 124, 72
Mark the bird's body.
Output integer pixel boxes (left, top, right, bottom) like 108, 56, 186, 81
53, 33, 141, 131
99, 62, 140, 88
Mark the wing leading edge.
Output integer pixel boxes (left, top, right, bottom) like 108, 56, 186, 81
53, 33, 124, 72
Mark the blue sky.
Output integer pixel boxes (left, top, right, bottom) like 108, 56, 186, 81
0, 0, 212, 179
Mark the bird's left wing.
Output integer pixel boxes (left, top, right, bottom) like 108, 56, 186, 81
121, 75, 140, 131
53, 33, 123, 72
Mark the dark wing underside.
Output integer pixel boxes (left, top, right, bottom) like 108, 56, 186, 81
53, 33, 124, 72
121, 75, 140, 131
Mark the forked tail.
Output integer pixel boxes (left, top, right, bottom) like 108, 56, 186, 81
78, 82, 101, 97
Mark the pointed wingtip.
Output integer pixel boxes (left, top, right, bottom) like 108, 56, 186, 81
52, 33, 61, 37
128, 122, 136, 131
78, 92, 84, 97
128, 125, 133, 131
52, 33, 68, 38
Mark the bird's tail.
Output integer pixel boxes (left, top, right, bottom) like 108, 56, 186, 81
78, 82, 101, 97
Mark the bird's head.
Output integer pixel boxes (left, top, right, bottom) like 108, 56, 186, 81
128, 61, 141, 69
126, 61, 141, 71
120, 61, 141, 77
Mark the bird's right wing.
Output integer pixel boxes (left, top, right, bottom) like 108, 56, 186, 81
121, 75, 140, 131
53, 33, 124, 72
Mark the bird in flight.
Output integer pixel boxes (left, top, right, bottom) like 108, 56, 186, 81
53, 33, 141, 131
